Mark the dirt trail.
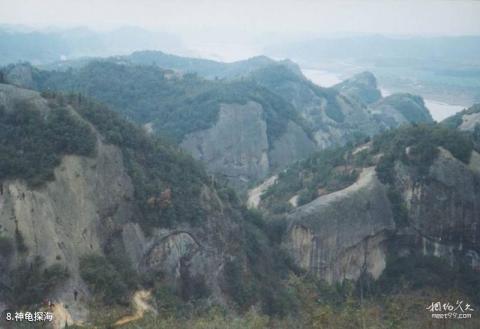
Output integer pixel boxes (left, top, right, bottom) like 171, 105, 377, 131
113, 290, 156, 327
247, 175, 277, 208
51, 303, 79, 329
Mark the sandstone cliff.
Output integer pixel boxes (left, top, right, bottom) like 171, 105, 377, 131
251, 126, 480, 283
332, 71, 382, 105
0, 84, 256, 326
286, 168, 395, 282
181, 102, 315, 191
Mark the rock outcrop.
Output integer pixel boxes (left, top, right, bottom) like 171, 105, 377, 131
0, 137, 134, 323
442, 104, 480, 131
0, 84, 249, 325
181, 102, 315, 191
394, 148, 480, 267
181, 102, 271, 191
250, 66, 434, 149
332, 71, 382, 105
252, 125, 480, 283
286, 168, 395, 282
370, 93, 434, 127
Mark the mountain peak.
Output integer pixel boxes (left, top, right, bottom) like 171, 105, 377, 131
333, 71, 381, 105
350, 71, 378, 88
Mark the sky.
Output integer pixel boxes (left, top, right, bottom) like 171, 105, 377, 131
1, 0, 480, 37
1, 0, 480, 61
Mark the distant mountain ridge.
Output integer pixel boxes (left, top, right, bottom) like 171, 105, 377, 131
0, 27, 183, 66
42, 49, 303, 80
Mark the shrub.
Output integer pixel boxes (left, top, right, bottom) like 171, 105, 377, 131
0, 100, 96, 186
374, 124, 474, 183
79, 254, 128, 305
262, 146, 357, 213
297, 188, 317, 206
223, 259, 253, 309
154, 284, 184, 316
5, 256, 69, 307
72, 96, 209, 229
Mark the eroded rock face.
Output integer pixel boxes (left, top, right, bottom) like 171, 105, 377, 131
286, 168, 395, 282
268, 121, 316, 170
371, 93, 434, 127
285, 148, 480, 283
0, 84, 246, 325
333, 71, 382, 105
394, 149, 480, 266
143, 232, 200, 277
255, 70, 381, 147
459, 111, 480, 131
181, 101, 270, 191
251, 67, 434, 154
0, 138, 135, 323
181, 101, 316, 192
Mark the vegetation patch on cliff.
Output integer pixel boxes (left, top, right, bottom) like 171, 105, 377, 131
260, 145, 363, 212
374, 124, 474, 183
54, 92, 210, 228
1, 256, 69, 307
0, 95, 96, 186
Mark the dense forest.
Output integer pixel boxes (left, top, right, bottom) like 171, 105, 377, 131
0, 95, 96, 186
16, 61, 308, 145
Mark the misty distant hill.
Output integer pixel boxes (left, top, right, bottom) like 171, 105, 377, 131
43, 50, 302, 80
0, 26, 183, 65
268, 35, 480, 65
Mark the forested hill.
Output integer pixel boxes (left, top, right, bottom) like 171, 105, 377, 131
1, 57, 435, 192
2, 61, 306, 145
127, 51, 287, 79
0, 83, 299, 322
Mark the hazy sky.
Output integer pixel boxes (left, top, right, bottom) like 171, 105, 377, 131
1, 0, 480, 60
1, 0, 480, 36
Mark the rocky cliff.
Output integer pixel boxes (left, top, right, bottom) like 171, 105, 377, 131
370, 93, 434, 127
248, 65, 433, 148
332, 71, 382, 105
286, 168, 395, 282
181, 101, 315, 191
0, 84, 267, 326
251, 125, 480, 283
394, 148, 480, 267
